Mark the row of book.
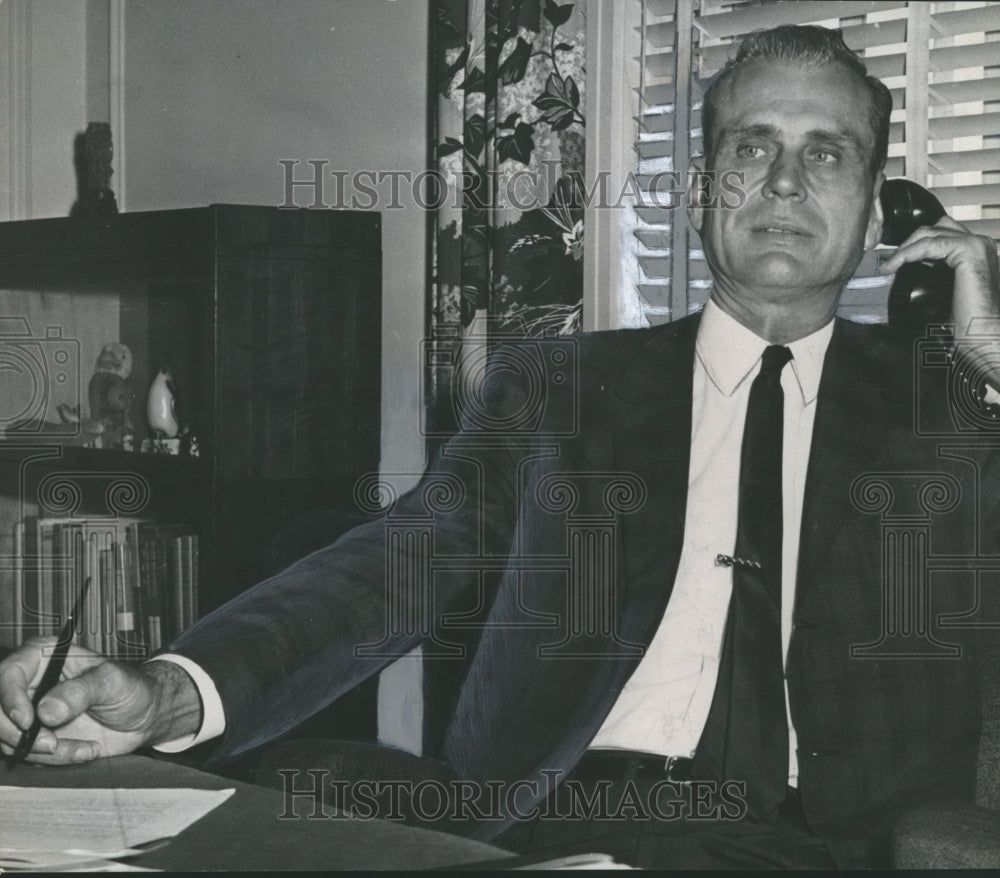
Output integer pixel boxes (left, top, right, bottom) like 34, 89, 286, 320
3, 516, 199, 658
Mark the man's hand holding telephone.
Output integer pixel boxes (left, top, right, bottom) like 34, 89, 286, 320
880, 178, 1000, 341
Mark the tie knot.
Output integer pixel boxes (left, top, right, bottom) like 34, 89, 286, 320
760, 345, 792, 375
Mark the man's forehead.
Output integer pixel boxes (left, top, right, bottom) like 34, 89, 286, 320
724, 56, 865, 92
713, 61, 875, 145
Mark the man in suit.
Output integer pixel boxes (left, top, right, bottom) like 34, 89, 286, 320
2, 25, 999, 869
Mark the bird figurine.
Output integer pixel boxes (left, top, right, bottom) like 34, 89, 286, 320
147, 360, 179, 438
95, 342, 133, 379
87, 342, 135, 448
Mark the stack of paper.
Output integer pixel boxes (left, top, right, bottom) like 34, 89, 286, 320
0, 786, 234, 872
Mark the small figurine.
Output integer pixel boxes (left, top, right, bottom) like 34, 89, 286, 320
71, 121, 119, 217
87, 342, 135, 448
147, 360, 179, 438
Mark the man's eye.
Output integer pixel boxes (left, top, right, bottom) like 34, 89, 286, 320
811, 150, 839, 164
736, 144, 766, 159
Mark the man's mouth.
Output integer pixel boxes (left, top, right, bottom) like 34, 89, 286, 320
754, 224, 812, 237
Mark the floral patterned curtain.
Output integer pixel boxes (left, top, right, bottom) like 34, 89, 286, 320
428, 0, 586, 435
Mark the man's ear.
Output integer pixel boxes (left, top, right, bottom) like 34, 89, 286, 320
687, 157, 709, 234
864, 170, 885, 250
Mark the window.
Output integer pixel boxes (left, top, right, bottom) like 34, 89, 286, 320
585, 0, 1000, 329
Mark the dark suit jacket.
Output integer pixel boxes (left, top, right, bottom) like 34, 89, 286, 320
174, 313, 1000, 866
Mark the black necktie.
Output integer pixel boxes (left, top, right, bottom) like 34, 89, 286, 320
693, 344, 792, 819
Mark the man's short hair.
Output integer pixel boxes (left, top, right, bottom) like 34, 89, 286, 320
701, 24, 892, 174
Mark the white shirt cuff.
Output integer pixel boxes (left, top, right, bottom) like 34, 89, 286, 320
146, 654, 227, 752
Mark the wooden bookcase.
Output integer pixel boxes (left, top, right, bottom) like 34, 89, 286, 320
0, 204, 381, 739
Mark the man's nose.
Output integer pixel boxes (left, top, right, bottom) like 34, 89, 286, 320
762, 153, 805, 201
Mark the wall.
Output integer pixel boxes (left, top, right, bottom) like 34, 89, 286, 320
0, 0, 13, 222
3, 0, 91, 219
2, 0, 119, 421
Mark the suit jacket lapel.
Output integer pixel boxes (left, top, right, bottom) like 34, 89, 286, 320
448, 317, 700, 794
796, 321, 893, 605
611, 315, 699, 646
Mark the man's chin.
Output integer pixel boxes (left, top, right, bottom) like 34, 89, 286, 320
738, 253, 813, 287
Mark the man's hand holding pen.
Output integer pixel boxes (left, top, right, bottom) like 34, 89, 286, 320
0, 643, 200, 766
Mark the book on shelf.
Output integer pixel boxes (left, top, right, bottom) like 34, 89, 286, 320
18, 516, 64, 640
5, 516, 199, 658
38, 519, 60, 639
0, 524, 21, 650
127, 521, 200, 653
181, 533, 197, 631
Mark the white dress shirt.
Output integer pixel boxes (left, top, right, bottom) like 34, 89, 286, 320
148, 652, 226, 751
154, 300, 834, 763
589, 299, 833, 784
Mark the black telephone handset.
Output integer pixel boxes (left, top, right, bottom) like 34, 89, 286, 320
879, 178, 952, 329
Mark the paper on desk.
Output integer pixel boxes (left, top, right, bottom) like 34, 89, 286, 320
0, 786, 234, 866
0, 850, 159, 872
513, 852, 636, 870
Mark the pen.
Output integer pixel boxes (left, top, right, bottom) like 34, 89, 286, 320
6, 576, 92, 769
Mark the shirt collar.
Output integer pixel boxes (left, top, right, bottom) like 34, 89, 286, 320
695, 299, 834, 405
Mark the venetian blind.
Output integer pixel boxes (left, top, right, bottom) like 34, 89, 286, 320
628, 0, 1000, 327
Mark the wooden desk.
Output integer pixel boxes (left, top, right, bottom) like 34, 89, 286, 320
5, 755, 514, 871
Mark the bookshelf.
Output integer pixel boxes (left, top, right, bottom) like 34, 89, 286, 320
0, 204, 382, 738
